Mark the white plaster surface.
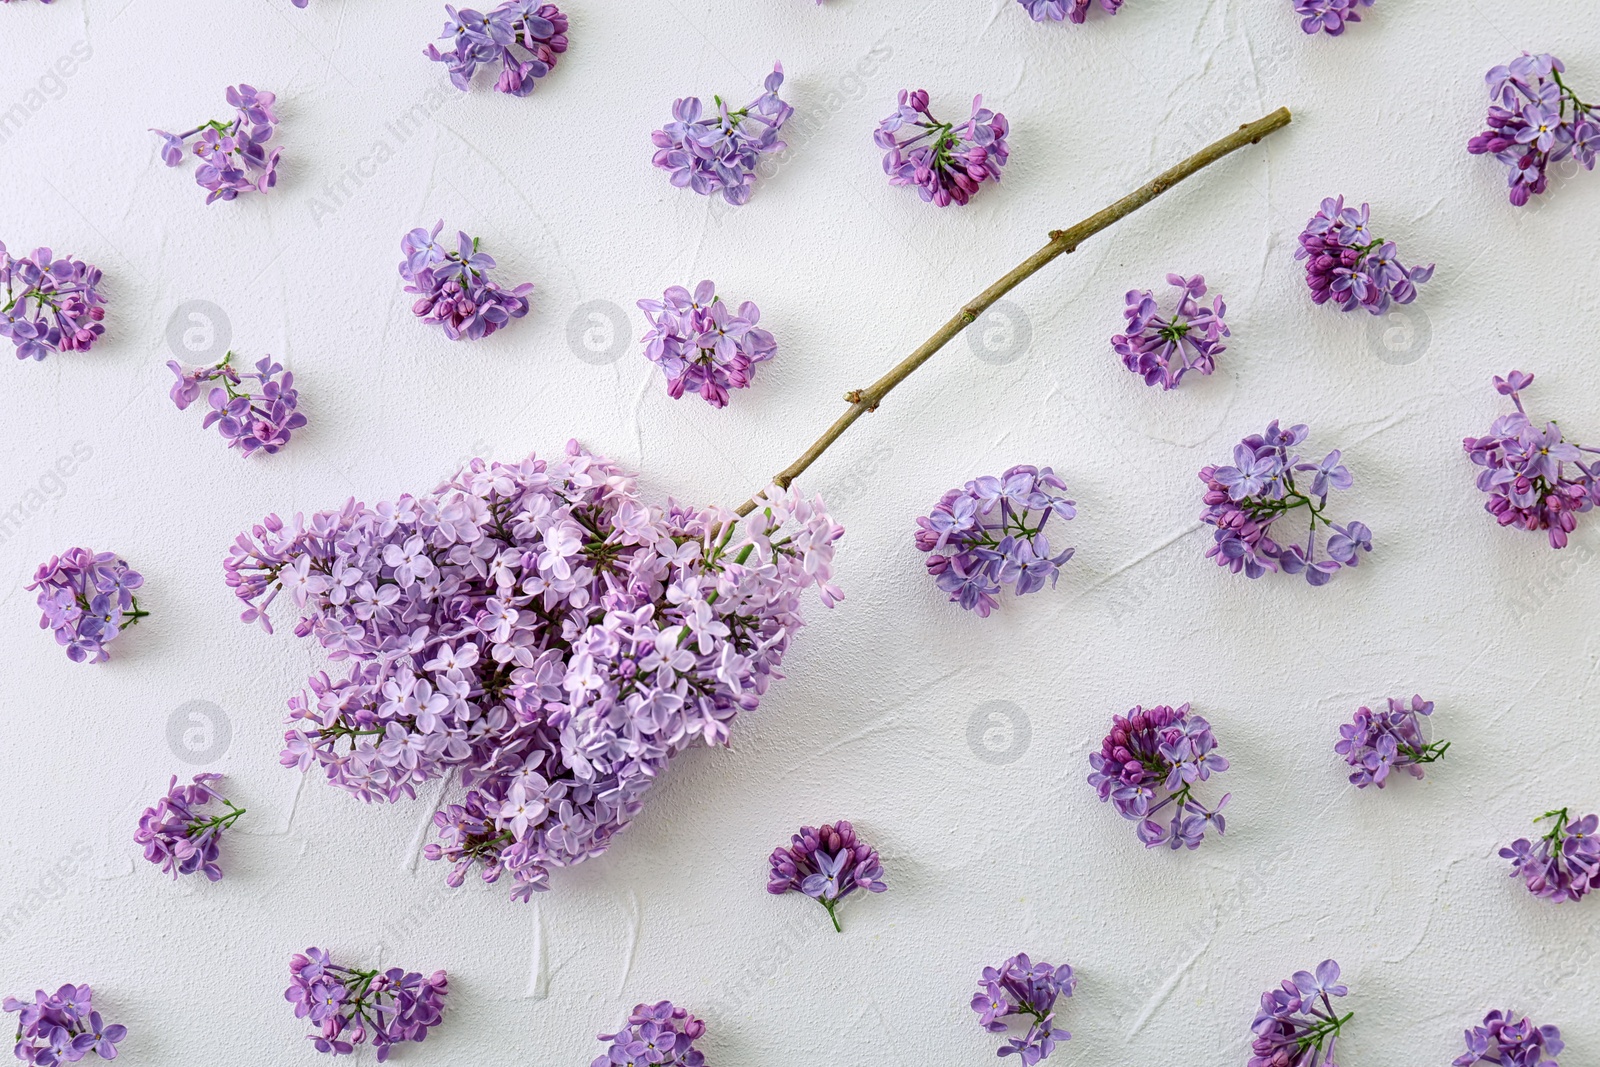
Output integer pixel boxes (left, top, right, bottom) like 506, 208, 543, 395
2, 0, 1599, 1063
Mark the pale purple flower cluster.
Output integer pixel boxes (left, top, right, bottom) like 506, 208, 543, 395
1250, 960, 1351, 1067
399, 222, 534, 342
152, 85, 282, 204
1500, 808, 1599, 904
593, 1002, 705, 1067
2, 985, 125, 1066
767, 820, 887, 932
971, 954, 1075, 1065
426, 3, 569, 96
1016, 0, 1122, 23
134, 773, 245, 882
913, 466, 1074, 617
638, 280, 776, 407
874, 90, 1009, 207
1469, 54, 1598, 207
1454, 1011, 1564, 1067
26, 548, 146, 664
1111, 273, 1228, 390
167, 352, 306, 457
1462, 371, 1598, 550
0, 241, 107, 360
1334, 694, 1449, 789
224, 443, 842, 901
1088, 703, 1229, 850
1295, 196, 1432, 315
1293, 0, 1373, 37
285, 949, 448, 1060
651, 64, 792, 206
1200, 421, 1373, 585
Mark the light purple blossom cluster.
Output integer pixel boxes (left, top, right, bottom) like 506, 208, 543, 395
2, 985, 125, 1066
874, 90, 1009, 207
913, 466, 1075, 617
426, 3, 569, 96
399, 222, 534, 342
1294, 0, 1373, 37
1088, 703, 1229, 850
1469, 54, 1598, 207
638, 280, 775, 408
1463, 371, 1597, 550
1334, 694, 1449, 789
767, 820, 887, 932
134, 773, 245, 882
0, 241, 107, 360
1454, 1011, 1564, 1067
26, 549, 146, 664
1250, 960, 1351, 1067
1200, 421, 1373, 585
651, 64, 792, 206
1016, 0, 1122, 23
971, 954, 1075, 1065
285, 949, 448, 1060
592, 1002, 707, 1067
224, 443, 842, 901
1500, 808, 1599, 904
167, 353, 306, 457
1295, 196, 1432, 315
1111, 273, 1228, 390
152, 85, 282, 204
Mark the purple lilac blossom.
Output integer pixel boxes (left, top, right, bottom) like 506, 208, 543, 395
1295, 196, 1432, 315
592, 1002, 706, 1067
1250, 960, 1351, 1067
1111, 273, 1228, 390
2, 985, 125, 1065
971, 954, 1074, 1064
26, 548, 146, 664
1500, 808, 1599, 904
874, 89, 1008, 207
0, 241, 107, 360
399, 222, 534, 341
167, 352, 306, 457
651, 64, 791, 206
1334, 694, 1449, 788
766, 820, 887, 932
638, 280, 776, 407
426, 3, 568, 96
224, 443, 843, 901
151, 85, 282, 204
1016, 0, 1122, 22
285, 949, 447, 1060
1469, 53, 1598, 207
1294, 0, 1373, 36
1454, 1011, 1564, 1067
1463, 371, 1598, 549
134, 773, 245, 881
1088, 703, 1229, 850
1199, 420, 1373, 585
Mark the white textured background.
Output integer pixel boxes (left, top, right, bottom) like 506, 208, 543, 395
2, 0, 1598, 1063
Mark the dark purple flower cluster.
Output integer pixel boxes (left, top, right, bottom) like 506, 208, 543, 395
1111, 273, 1228, 390
767, 820, 887, 932
651, 64, 792, 206
2, 985, 125, 1066
1294, 0, 1373, 37
152, 85, 282, 204
638, 280, 775, 407
1016, 0, 1122, 23
167, 352, 306, 457
134, 773, 245, 882
1250, 960, 1351, 1067
874, 90, 1009, 207
26, 548, 146, 664
1469, 54, 1598, 207
399, 222, 534, 342
1500, 808, 1599, 904
425, 3, 569, 96
1334, 694, 1449, 789
1295, 196, 1432, 315
285, 949, 448, 1060
1463, 371, 1597, 550
592, 1002, 706, 1067
0, 241, 107, 360
971, 954, 1074, 1065
1088, 703, 1229, 850
1454, 1010, 1564, 1067
1200, 421, 1373, 585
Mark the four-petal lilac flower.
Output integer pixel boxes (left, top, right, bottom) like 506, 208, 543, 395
767, 820, 887, 931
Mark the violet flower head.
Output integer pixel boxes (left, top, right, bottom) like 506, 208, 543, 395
1087, 703, 1230, 850
875, 89, 1009, 207
0, 241, 107, 360
592, 1001, 706, 1067
26, 548, 147, 664
1250, 960, 1351, 1067
168, 352, 306, 456
426, 3, 569, 96
399, 222, 534, 341
651, 64, 792, 206
971, 954, 1075, 1065
1334, 694, 1449, 789
285, 949, 447, 1060
1469, 53, 1598, 206
1500, 808, 1599, 904
3, 985, 126, 1065
1111, 273, 1228, 390
1295, 196, 1432, 315
151, 84, 282, 204
767, 820, 887, 932
638, 280, 776, 407
134, 773, 245, 881
1016, 0, 1122, 23
1454, 1010, 1564, 1067
1294, 0, 1374, 36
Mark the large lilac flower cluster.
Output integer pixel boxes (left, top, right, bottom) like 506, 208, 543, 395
1294, 196, 1433, 315
651, 64, 792, 206
2, 985, 125, 1066
1463, 371, 1597, 550
152, 85, 282, 204
592, 1002, 706, 1067
1087, 703, 1229, 850
1454, 1011, 1564, 1067
1199, 421, 1373, 585
638, 280, 776, 407
399, 222, 534, 342
874, 90, 1009, 207
168, 352, 306, 457
767, 820, 887, 932
1016, 0, 1122, 23
1250, 960, 1351, 1067
971, 954, 1075, 1065
426, 3, 569, 96
1500, 808, 1599, 904
224, 443, 843, 901
1293, 0, 1373, 37
1334, 694, 1449, 789
134, 773, 245, 882
26, 549, 146, 664
285, 949, 448, 1060
913, 466, 1075, 617
1469, 54, 1598, 207
1111, 273, 1228, 390
0, 242, 107, 360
